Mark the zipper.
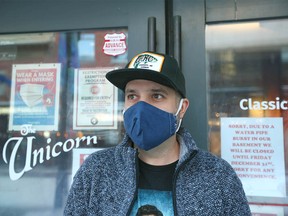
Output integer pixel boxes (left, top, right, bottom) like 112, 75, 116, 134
126, 149, 139, 216
172, 150, 198, 216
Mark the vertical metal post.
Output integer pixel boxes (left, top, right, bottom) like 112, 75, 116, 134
148, 17, 156, 52
173, 15, 182, 69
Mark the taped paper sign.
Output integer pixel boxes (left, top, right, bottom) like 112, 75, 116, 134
9, 63, 61, 131
221, 117, 286, 197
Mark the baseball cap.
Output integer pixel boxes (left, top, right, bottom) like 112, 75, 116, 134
106, 51, 186, 97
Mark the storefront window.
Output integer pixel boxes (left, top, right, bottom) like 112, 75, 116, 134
206, 19, 288, 214
0, 28, 128, 215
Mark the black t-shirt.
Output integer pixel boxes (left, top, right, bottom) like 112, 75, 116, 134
138, 158, 177, 191
129, 159, 178, 216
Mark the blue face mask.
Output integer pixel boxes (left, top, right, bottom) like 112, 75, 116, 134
123, 100, 183, 151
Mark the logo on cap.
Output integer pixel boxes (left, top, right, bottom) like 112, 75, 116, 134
128, 53, 164, 72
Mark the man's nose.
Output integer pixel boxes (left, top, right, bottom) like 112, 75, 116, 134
138, 96, 152, 105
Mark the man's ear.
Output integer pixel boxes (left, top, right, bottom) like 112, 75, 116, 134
179, 98, 189, 119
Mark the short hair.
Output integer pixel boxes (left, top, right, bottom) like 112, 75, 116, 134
136, 204, 163, 216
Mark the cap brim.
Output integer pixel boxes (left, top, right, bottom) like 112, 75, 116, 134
106, 68, 178, 92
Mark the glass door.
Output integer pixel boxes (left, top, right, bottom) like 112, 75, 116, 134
206, 14, 288, 216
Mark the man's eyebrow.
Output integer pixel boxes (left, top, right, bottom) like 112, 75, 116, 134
150, 87, 169, 95
124, 88, 137, 94
124, 87, 170, 95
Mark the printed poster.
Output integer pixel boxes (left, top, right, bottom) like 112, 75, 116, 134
221, 117, 286, 197
73, 68, 118, 130
9, 63, 61, 132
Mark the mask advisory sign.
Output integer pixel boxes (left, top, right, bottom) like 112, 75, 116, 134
221, 117, 286, 197
9, 63, 61, 131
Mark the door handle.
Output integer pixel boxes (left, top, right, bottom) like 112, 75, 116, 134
147, 15, 181, 68
148, 17, 156, 52
173, 15, 182, 69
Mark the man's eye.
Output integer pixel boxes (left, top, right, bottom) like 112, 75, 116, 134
127, 94, 136, 100
153, 94, 164, 99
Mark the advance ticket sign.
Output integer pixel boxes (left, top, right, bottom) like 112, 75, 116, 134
221, 117, 286, 197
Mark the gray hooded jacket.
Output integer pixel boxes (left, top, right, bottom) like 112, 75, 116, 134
64, 128, 251, 215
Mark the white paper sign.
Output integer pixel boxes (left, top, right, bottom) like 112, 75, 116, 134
9, 63, 61, 131
73, 68, 118, 130
221, 117, 286, 197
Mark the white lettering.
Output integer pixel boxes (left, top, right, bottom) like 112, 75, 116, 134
52, 141, 63, 157
239, 97, 288, 110
239, 99, 248, 110
63, 139, 75, 152
2, 135, 98, 181
3, 137, 34, 181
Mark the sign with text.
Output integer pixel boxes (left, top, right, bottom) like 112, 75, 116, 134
221, 117, 286, 197
73, 68, 118, 130
9, 63, 61, 131
103, 33, 127, 56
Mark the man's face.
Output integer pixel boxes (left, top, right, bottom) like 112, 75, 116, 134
124, 79, 180, 114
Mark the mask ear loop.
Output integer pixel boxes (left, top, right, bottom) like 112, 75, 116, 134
175, 99, 184, 132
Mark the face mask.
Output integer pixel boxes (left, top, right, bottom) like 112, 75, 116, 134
123, 99, 183, 151
20, 83, 44, 107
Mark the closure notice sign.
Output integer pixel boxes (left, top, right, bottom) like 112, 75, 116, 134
221, 117, 286, 197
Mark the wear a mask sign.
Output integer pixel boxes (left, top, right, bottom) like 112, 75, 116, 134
9, 63, 61, 131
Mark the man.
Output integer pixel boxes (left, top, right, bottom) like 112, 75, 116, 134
64, 51, 251, 215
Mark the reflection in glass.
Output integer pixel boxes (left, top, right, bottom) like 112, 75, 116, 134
206, 19, 288, 212
0, 29, 128, 215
